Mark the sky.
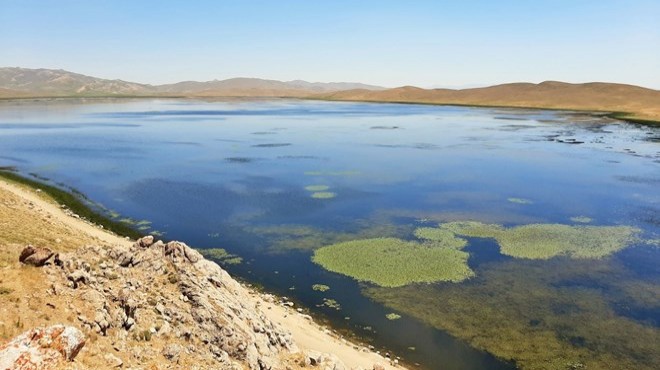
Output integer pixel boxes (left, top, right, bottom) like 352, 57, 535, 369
1, 0, 659, 89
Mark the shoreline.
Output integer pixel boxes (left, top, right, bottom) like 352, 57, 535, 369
0, 172, 406, 370
1, 95, 659, 126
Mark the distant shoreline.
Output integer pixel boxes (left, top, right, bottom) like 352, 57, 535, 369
1, 94, 658, 126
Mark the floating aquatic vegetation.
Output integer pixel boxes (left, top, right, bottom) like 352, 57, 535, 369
135, 220, 151, 227
385, 313, 401, 320
440, 221, 640, 259
570, 216, 593, 223
365, 257, 660, 370
107, 210, 120, 219
137, 225, 150, 231
413, 227, 468, 249
507, 197, 533, 205
251, 131, 276, 135
439, 221, 504, 238
251, 143, 291, 148
320, 298, 341, 310
312, 237, 474, 287
199, 248, 243, 265
305, 185, 330, 192
311, 191, 336, 199
208, 232, 220, 238
312, 284, 330, 292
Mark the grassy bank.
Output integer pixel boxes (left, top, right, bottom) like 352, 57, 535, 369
0, 169, 142, 239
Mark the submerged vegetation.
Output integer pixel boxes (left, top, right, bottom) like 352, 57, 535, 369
245, 222, 412, 253
198, 248, 243, 265
440, 221, 640, 259
312, 237, 474, 287
365, 256, 660, 370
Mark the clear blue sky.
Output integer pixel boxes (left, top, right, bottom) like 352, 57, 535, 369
1, 0, 659, 88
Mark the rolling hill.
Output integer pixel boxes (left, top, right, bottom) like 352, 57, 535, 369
1, 67, 658, 123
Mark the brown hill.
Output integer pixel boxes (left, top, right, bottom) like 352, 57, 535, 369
317, 81, 660, 123
0, 67, 152, 96
1, 67, 658, 122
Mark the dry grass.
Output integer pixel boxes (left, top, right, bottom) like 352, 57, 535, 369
0, 186, 97, 250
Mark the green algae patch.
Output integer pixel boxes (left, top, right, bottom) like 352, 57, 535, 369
305, 185, 330, 192
311, 191, 336, 199
439, 221, 504, 238
199, 248, 243, 265
312, 237, 474, 287
507, 197, 533, 204
385, 313, 401, 320
312, 284, 330, 292
413, 227, 468, 249
441, 221, 640, 259
570, 216, 593, 223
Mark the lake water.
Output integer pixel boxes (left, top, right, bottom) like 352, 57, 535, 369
0, 98, 658, 369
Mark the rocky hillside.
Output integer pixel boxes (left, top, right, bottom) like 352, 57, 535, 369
3, 237, 297, 369
0, 178, 403, 369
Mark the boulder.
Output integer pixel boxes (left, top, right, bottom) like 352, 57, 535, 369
0, 325, 85, 369
135, 235, 154, 249
19, 245, 55, 267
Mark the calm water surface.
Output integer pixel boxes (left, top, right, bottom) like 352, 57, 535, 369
0, 99, 658, 369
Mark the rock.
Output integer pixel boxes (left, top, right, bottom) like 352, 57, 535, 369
104, 353, 123, 367
135, 235, 154, 248
305, 350, 322, 365
164, 241, 202, 263
162, 343, 183, 360
67, 269, 90, 288
19, 245, 55, 266
0, 325, 85, 369
373, 364, 386, 370
157, 321, 171, 336
116, 251, 134, 267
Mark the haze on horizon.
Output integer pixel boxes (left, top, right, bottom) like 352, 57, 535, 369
1, 0, 659, 89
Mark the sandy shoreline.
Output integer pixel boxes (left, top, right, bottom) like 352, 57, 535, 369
0, 177, 404, 369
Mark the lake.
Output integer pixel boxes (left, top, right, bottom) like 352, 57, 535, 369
0, 98, 658, 369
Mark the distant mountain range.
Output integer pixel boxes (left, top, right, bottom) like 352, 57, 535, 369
1, 67, 659, 123
0, 67, 384, 97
